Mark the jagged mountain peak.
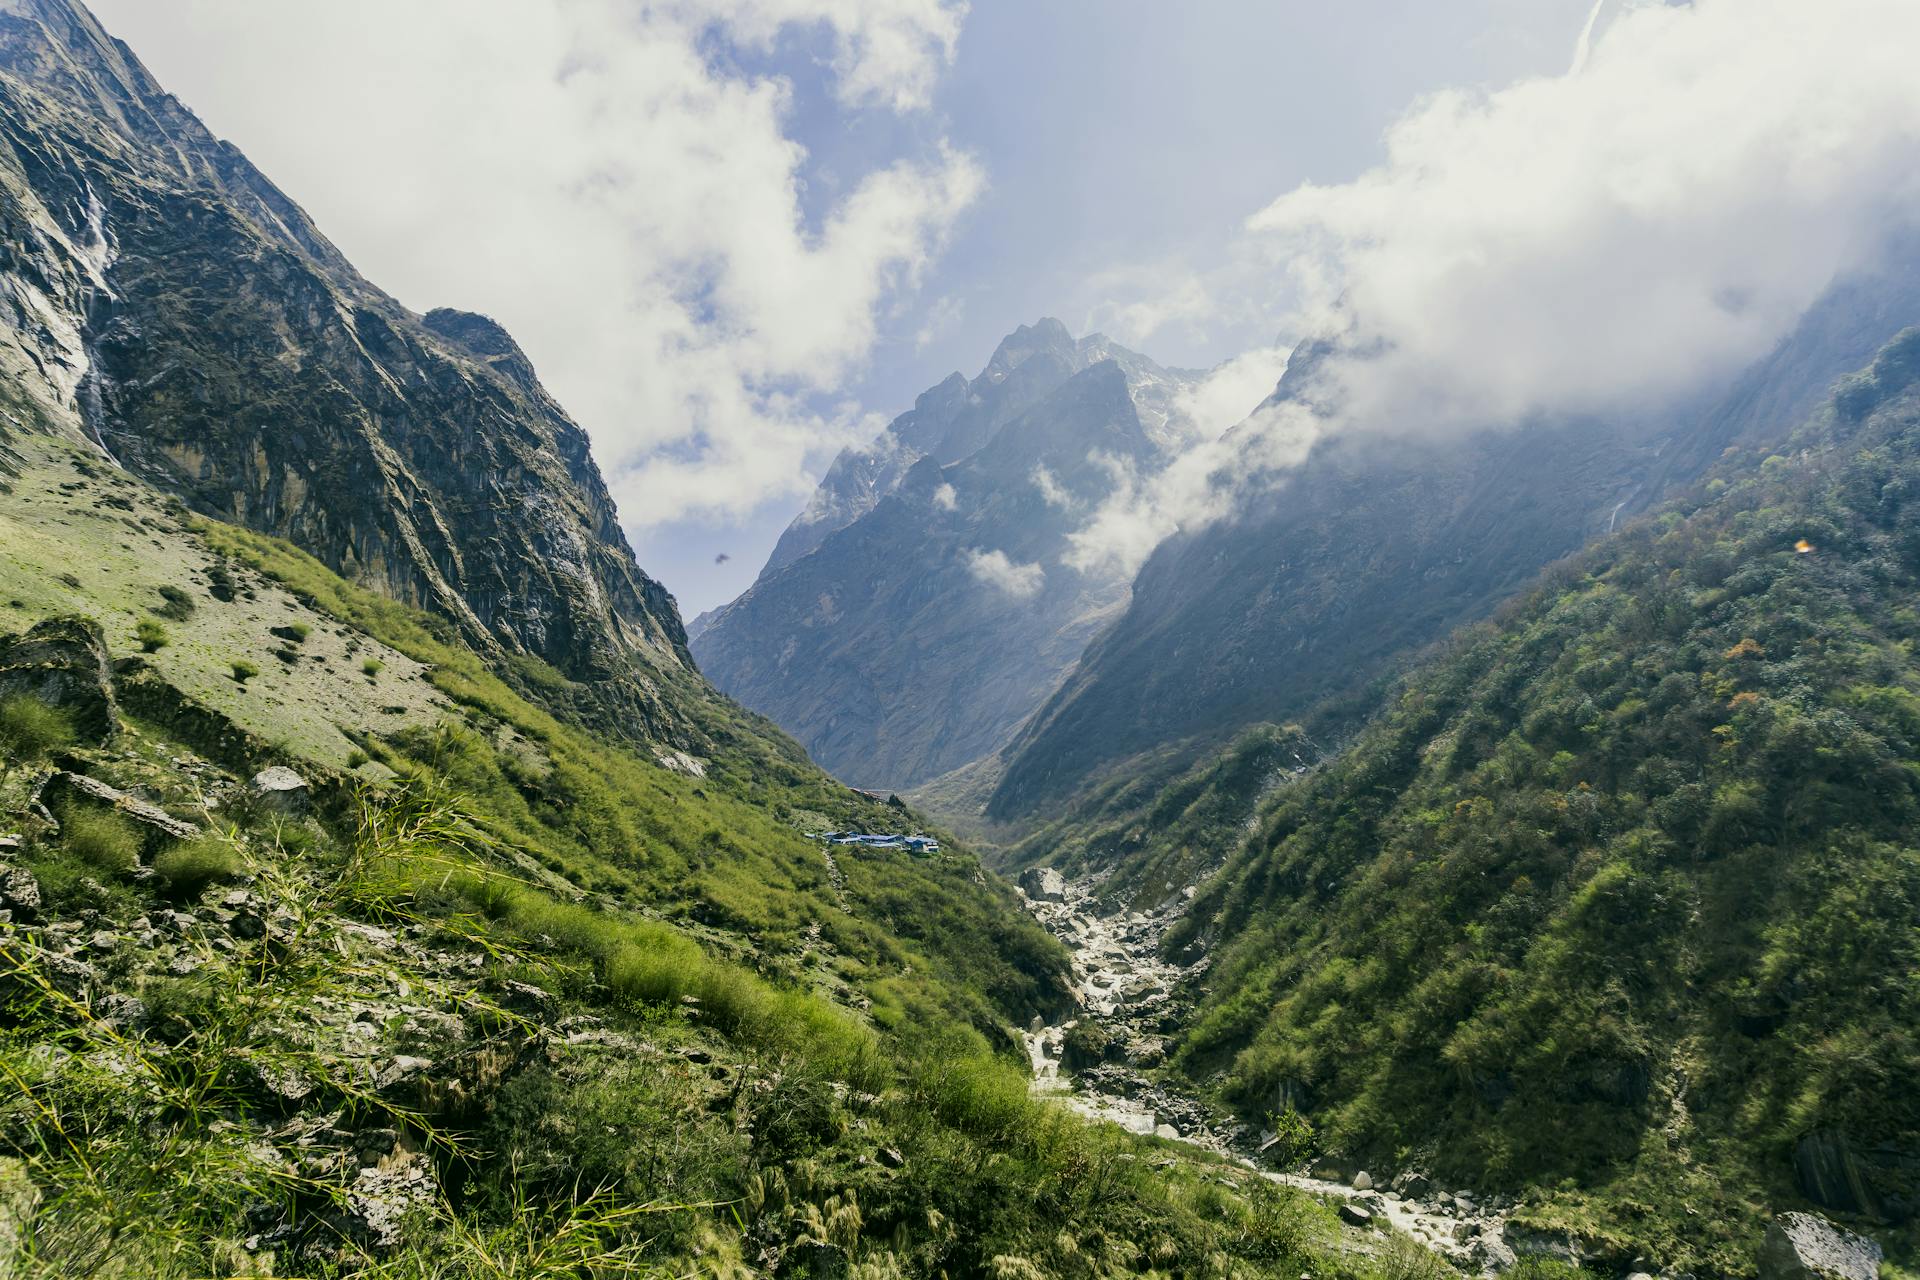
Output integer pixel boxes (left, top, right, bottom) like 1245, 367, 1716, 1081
695, 322, 1202, 792
983, 316, 1077, 381
757, 318, 1196, 576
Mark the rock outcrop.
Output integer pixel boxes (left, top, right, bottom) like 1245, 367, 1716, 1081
0, 0, 696, 741
1018, 866, 1066, 903
0, 616, 115, 741
1759, 1213, 1881, 1280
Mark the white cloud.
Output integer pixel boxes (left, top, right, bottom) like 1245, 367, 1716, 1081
703, 0, 968, 111
1030, 465, 1071, 509
913, 293, 965, 351
88, 0, 976, 530
1166, 344, 1294, 442
1065, 396, 1318, 579
965, 548, 1045, 598
1245, 0, 1920, 439
1061, 346, 1293, 579
932, 481, 958, 510
1073, 0, 1920, 577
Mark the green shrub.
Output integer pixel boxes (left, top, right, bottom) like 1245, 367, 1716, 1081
284, 623, 310, 643
230, 660, 258, 683
60, 807, 141, 877
135, 619, 169, 653
153, 837, 244, 898
345, 750, 370, 770
155, 585, 196, 621
362, 658, 384, 678
0, 694, 75, 763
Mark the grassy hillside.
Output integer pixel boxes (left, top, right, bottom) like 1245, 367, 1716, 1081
0, 425, 1465, 1277
0, 427, 1065, 1041
1148, 331, 1920, 1271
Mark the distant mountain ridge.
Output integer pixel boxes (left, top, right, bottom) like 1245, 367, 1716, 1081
693, 319, 1206, 790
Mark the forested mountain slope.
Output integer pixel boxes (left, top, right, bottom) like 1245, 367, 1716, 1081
1154, 329, 1920, 1271
989, 249, 1920, 823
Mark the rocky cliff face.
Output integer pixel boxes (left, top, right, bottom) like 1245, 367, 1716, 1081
0, 0, 694, 735
693, 321, 1203, 790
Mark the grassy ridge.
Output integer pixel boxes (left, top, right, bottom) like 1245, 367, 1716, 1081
192, 516, 1070, 1043
1143, 332, 1920, 1270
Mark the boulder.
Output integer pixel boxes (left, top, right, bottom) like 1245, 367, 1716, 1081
0, 867, 40, 918
1338, 1203, 1373, 1228
1759, 1213, 1881, 1280
0, 617, 117, 743
342, 1152, 437, 1251
1019, 866, 1066, 902
249, 766, 311, 816
1394, 1169, 1432, 1198
1352, 1170, 1373, 1191
39, 771, 198, 849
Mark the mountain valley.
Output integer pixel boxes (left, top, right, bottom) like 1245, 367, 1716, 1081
0, 0, 1914, 1277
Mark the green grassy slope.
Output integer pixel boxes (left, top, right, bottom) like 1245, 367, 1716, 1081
0, 425, 1067, 1041
1150, 331, 1920, 1271
1, 423, 1444, 1277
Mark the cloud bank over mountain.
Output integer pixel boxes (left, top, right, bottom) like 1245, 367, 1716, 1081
1072, 0, 1920, 575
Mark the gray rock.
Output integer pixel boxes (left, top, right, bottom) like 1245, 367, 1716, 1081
494, 979, 560, 1022
249, 766, 311, 815
1759, 1213, 1881, 1280
0, 617, 117, 743
0, 867, 40, 917
1337, 1202, 1373, 1228
1019, 867, 1067, 903
1473, 1232, 1519, 1273
1794, 1131, 1916, 1220
40, 772, 198, 847
96, 993, 146, 1030
374, 1055, 435, 1095
1352, 1170, 1373, 1191
344, 1152, 437, 1250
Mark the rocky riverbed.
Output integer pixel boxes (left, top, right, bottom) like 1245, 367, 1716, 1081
1017, 867, 1525, 1274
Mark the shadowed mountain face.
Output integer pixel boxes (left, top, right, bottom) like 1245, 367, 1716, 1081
0, 0, 696, 737
693, 321, 1202, 790
987, 246, 1920, 821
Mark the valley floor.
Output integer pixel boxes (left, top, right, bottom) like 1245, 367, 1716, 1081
1019, 873, 1526, 1274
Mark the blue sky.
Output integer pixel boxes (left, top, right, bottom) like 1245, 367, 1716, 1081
94, 0, 1598, 616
